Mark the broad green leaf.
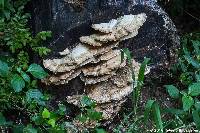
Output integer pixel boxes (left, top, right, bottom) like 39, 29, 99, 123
165, 85, 180, 99
48, 119, 56, 128
188, 82, 200, 96
31, 114, 44, 125
192, 110, 200, 130
27, 64, 47, 79
184, 55, 200, 69
58, 104, 66, 115
34, 47, 51, 57
26, 89, 45, 106
182, 39, 200, 69
179, 72, 193, 85
195, 99, 200, 111
87, 109, 102, 121
42, 108, 50, 119
36, 31, 52, 40
11, 74, 25, 92
195, 72, 200, 82
0, 60, 9, 77
182, 95, 194, 111
76, 114, 87, 123
178, 59, 187, 72
80, 96, 95, 107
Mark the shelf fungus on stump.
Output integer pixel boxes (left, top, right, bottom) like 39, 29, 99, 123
42, 13, 148, 121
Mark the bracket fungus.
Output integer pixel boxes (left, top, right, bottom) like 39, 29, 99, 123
42, 13, 148, 120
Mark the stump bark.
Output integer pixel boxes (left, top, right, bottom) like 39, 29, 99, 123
31, 0, 179, 114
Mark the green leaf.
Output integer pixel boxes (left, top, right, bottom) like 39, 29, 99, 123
0, 112, 6, 125
23, 125, 37, 133
143, 100, 163, 132
87, 109, 102, 121
152, 102, 163, 133
188, 82, 200, 96
48, 118, 56, 128
137, 58, 150, 82
42, 108, 50, 119
192, 40, 200, 55
80, 96, 96, 107
13, 125, 24, 133
178, 59, 187, 72
195, 99, 200, 111
96, 128, 107, 133
58, 104, 66, 115
0, 0, 4, 9
27, 64, 48, 79
0, 60, 9, 77
144, 100, 155, 123
121, 50, 125, 63
36, 31, 52, 41
76, 114, 87, 123
122, 48, 132, 64
31, 114, 44, 125
192, 110, 200, 130
33, 47, 51, 57
31, 80, 37, 88
184, 55, 200, 69
164, 108, 185, 115
11, 74, 25, 92
182, 95, 194, 111
195, 72, 200, 82
26, 89, 45, 106
165, 85, 180, 99
0, 113, 12, 126
134, 58, 150, 106
21, 71, 30, 83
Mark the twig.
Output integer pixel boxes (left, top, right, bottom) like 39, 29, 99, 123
184, 10, 200, 22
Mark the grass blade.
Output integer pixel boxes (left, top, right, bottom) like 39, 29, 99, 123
144, 100, 155, 123
137, 58, 150, 83
144, 100, 163, 133
134, 58, 150, 110
152, 102, 163, 133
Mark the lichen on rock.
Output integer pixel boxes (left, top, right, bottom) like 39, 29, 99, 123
42, 13, 149, 120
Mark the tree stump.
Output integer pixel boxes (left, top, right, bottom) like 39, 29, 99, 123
31, 0, 179, 123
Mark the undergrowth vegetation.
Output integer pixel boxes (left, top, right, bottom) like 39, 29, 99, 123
0, 0, 106, 132
0, 0, 200, 132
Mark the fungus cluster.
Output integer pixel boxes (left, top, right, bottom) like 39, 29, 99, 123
42, 13, 147, 120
